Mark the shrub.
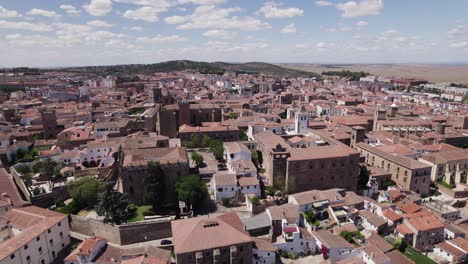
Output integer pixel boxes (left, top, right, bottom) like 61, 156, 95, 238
221, 197, 230, 207
250, 196, 260, 206
16, 165, 31, 174
127, 204, 137, 218
142, 210, 157, 216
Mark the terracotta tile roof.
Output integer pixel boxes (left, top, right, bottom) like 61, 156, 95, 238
267, 203, 299, 221
397, 202, 422, 214
213, 173, 237, 186
405, 211, 445, 231
252, 237, 276, 252
238, 177, 259, 187
367, 232, 393, 253
312, 230, 355, 249
396, 224, 414, 235
435, 241, 466, 258
382, 209, 403, 222
0, 168, 29, 207
363, 244, 391, 264
0, 206, 67, 261
122, 147, 188, 167
171, 212, 252, 254
385, 250, 413, 264
359, 210, 387, 227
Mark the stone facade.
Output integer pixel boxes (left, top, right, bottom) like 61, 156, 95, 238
175, 242, 253, 264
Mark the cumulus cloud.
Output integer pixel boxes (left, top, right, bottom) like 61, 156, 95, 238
83, 0, 112, 17
315, 1, 333, 7
206, 40, 268, 52
178, 0, 227, 5
129, 26, 144, 31
26, 8, 61, 19
202, 29, 236, 39
166, 5, 270, 31
449, 41, 468, 48
336, 0, 384, 18
257, 1, 304, 19
87, 20, 114, 27
281, 23, 296, 34
0, 5, 21, 18
60, 5, 81, 16
356, 21, 368, 27
0, 20, 53, 32
123, 6, 162, 22
136, 34, 187, 44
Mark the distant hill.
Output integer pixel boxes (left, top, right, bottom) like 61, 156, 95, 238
64, 60, 319, 78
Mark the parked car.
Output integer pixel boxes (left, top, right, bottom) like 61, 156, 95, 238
160, 239, 172, 245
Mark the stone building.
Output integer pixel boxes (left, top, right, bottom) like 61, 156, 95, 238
40, 108, 59, 139
171, 212, 253, 264
157, 102, 222, 138
118, 147, 190, 207
254, 130, 360, 192
179, 123, 240, 142
355, 143, 431, 195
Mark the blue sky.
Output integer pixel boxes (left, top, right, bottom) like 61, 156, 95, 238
0, 0, 467, 67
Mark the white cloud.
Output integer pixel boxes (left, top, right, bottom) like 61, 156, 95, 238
449, 41, 468, 48
257, 1, 304, 19
178, 0, 227, 5
136, 35, 187, 44
295, 44, 307, 49
0, 20, 53, 32
202, 29, 236, 39
356, 20, 368, 27
26, 8, 61, 19
448, 25, 468, 39
83, 0, 112, 17
164, 15, 187, 24
315, 1, 333, 7
60, 5, 81, 16
87, 20, 114, 27
129, 26, 144, 31
167, 5, 270, 31
316, 41, 336, 49
206, 40, 268, 52
0, 5, 21, 18
336, 0, 384, 18
281, 23, 296, 34
123, 6, 162, 22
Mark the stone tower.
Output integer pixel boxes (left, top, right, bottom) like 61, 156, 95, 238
294, 105, 309, 134
373, 108, 386, 131
41, 108, 58, 139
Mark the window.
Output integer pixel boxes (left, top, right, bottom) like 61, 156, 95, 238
239, 246, 243, 252
10, 254, 15, 259
52, 251, 56, 259
41, 260, 45, 264
60, 232, 63, 239
36, 237, 40, 241
58, 222, 61, 227
218, 188, 223, 192
47, 229, 51, 233
50, 239, 54, 246
26, 256, 31, 264
24, 244, 28, 250
38, 247, 43, 254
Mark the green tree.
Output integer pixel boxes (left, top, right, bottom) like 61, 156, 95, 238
175, 175, 207, 213
209, 139, 224, 160
201, 135, 211, 148
143, 161, 165, 212
239, 130, 248, 141
191, 152, 204, 167
16, 148, 26, 160
96, 182, 130, 225
358, 165, 370, 190
190, 134, 201, 148
16, 165, 31, 175
66, 176, 105, 211
228, 113, 237, 119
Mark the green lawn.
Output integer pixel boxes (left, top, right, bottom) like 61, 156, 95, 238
128, 205, 152, 222
402, 246, 437, 264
